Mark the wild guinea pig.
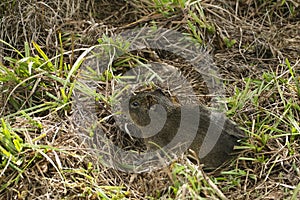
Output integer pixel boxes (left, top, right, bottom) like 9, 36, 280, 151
128, 89, 244, 168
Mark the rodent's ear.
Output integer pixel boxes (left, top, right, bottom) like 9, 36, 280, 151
152, 88, 165, 97
146, 94, 159, 108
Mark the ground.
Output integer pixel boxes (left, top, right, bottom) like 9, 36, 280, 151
0, 0, 300, 199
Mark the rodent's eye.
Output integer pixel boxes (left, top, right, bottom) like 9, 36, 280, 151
131, 101, 140, 108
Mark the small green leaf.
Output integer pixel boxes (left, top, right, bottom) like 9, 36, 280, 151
13, 139, 22, 152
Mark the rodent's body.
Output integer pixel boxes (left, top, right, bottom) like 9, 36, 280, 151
128, 90, 244, 168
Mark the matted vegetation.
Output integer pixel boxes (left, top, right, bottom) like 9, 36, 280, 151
0, 0, 300, 199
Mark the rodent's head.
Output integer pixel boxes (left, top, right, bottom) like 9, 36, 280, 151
128, 90, 174, 127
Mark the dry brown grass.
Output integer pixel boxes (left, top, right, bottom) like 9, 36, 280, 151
0, 0, 300, 199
